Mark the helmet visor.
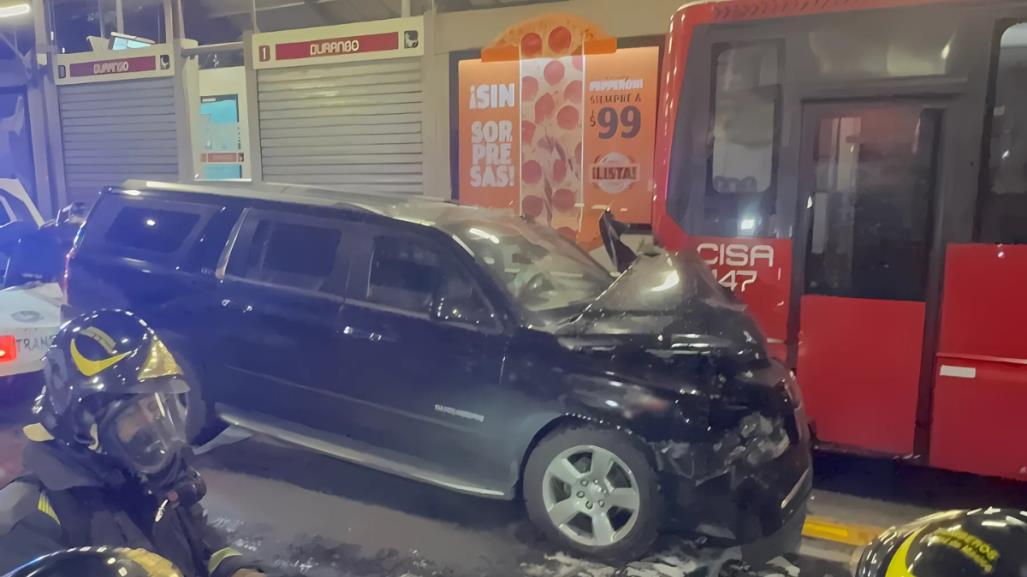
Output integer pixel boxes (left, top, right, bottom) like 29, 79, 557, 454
105, 393, 186, 475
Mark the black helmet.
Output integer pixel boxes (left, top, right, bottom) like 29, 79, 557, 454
855, 508, 1027, 577
28, 310, 190, 477
3, 547, 182, 577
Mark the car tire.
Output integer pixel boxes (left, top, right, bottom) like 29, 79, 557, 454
167, 345, 225, 445
523, 425, 663, 563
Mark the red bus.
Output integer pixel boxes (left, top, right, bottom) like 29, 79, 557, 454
654, 0, 1027, 479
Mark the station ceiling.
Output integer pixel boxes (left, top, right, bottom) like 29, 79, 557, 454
46, 0, 565, 48
196, 0, 562, 33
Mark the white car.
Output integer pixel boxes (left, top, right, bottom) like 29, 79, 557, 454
0, 179, 69, 398
0, 282, 63, 380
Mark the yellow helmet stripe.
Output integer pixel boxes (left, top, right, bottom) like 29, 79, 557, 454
70, 338, 131, 377
37, 492, 60, 526
138, 337, 183, 380
885, 530, 923, 577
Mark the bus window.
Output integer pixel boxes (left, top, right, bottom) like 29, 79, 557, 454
981, 23, 1027, 244
804, 105, 940, 302
706, 42, 781, 237
808, 9, 957, 80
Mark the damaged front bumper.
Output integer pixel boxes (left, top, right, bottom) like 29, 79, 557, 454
653, 403, 813, 562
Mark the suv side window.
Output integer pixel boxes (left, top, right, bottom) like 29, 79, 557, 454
365, 235, 494, 327
85, 197, 216, 262
106, 207, 200, 253
227, 210, 347, 294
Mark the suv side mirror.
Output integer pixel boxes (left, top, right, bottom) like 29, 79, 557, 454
599, 210, 638, 273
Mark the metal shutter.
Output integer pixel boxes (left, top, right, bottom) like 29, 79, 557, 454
257, 58, 423, 194
58, 77, 179, 205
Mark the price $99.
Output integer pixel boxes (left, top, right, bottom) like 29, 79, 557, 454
591, 106, 641, 140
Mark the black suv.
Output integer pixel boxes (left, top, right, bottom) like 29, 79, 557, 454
65, 181, 812, 562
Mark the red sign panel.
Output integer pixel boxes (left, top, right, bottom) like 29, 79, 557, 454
693, 236, 792, 344
202, 152, 244, 163
273, 32, 399, 62
68, 55, 157, 78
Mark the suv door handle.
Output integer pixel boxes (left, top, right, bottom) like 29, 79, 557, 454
341, 325, 393, 343
221, 299, 253, 313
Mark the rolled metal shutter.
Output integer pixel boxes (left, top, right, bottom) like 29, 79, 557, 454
257, 58, 423, 194
58, 77, 179, 205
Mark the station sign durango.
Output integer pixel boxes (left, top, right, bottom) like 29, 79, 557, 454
54, 46, 175, 86
252, 16, 424, 69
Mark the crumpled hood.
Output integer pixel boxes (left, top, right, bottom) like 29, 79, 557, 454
555, 250, 770, 367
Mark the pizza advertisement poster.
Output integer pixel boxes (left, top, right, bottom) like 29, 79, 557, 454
458, 58, 520, 209
457, 15, 659, 249
582, 47, 660, 241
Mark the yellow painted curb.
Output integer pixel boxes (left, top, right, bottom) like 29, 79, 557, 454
803, 515, 884, 547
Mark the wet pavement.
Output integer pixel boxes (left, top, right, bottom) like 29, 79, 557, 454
3, 394, 1023, 577
0, 394, 831, 577
194, 437, 1026, 577
196, 434, 830, 577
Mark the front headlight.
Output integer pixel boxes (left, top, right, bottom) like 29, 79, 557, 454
738, 414, 790, 466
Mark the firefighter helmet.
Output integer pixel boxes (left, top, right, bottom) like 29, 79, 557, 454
855, 508, 1027, 577
27, 310, 190, 477
3, 548, 182, 577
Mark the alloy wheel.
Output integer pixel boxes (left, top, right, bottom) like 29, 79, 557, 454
541, 444, 641, 547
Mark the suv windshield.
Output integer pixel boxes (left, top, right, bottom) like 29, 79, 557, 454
445, 218, 614, 323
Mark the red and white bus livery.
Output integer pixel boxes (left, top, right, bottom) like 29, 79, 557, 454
654, 0, 1027, 479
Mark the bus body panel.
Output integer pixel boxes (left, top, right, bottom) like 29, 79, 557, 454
654, 0, 964, 252
693, 235, 792, 357
797, 296, 924, 456
930, 244, 1027, 477
653, 3, 714, 253
656, 0, 1027, 478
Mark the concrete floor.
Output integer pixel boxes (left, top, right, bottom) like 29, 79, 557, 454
2, 395, 1026, 577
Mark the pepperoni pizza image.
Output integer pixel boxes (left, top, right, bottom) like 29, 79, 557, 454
490, 15, 602, 239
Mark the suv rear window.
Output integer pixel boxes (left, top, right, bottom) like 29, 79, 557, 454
82, 196, 218, 263
105, 207, 201, 253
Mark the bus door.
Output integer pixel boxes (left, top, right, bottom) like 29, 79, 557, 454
928, 19, 1027, 479
796, 101, 943, 456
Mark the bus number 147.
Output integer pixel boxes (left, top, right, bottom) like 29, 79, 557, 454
709, 269, 758, 293
697, 243, 775, 294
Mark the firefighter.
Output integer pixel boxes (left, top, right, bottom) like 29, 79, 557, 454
854, 508, 1027, 577
0, 310, 262, 577
4, 548, 182, 577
